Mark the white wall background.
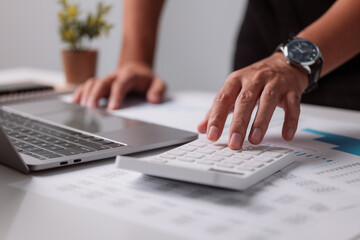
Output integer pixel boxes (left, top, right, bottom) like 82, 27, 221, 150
0, 0, 247, 92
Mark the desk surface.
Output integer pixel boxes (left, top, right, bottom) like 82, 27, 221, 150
1, 69, 360, 240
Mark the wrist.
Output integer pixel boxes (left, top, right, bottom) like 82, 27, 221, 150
118, 58, 153, 70
272, 52, 309, 78
119, 38, 156, 68
271, 52, 309, 91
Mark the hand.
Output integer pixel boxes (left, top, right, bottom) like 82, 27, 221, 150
72, 61, 166, 110
197, 52, 308, 149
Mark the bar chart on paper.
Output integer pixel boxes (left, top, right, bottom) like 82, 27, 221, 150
283, 127, 360, 192
299, 128, 360, 188
303, 128, 360, 156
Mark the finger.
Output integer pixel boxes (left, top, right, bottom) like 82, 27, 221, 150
206, 77, 241, 141
197, 104, 235, 134
282, 92, 301, 141
146, 76, 166, 104
197, 110, 211, 134
228, 82, 263, 149
248, 84, 280, 145
86, 73, 115, 108
79, 79, 96, 107
72, 84, 85, 103
107, 77, 133, 110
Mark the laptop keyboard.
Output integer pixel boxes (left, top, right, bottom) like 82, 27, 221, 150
0, 109, 125, 160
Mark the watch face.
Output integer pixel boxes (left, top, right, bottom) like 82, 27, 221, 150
285, 39, 319, 65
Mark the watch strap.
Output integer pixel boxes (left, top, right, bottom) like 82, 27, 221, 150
305, 56, 323, 93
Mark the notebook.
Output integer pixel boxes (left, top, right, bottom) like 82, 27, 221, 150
0, 82, 73, 105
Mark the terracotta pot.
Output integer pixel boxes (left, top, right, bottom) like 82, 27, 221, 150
61, 50, 97, 85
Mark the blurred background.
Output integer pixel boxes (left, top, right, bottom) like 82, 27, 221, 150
0, 0, 247, 92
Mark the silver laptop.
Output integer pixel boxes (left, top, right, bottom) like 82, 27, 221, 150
0, 98, 197, 173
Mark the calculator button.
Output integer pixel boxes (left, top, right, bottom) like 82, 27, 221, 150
159, 154, 177, 160
196, 148, 216, 154
254, 156, 274, 163
186, 153, 205, 159
207, 143, 227, 150
214, 152, 234, 157
237, 166, 255, 172
223, 158, 244, 165
168, 150, 187, 156
216, 163, 234, 169
243, 162, 264, 168
203, 156, 224, 162
151, 158, 167, 164
179, 146, 197, 152
241, 150, 263, 155
222, 147, 241, 153
189, 142, 207, 148
197, 159, 215, 165
234, 153, 253, 160
261, 152, 282, 158
178, 157, 195, 162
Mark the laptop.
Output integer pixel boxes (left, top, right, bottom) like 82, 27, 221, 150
0, 98, 197, 173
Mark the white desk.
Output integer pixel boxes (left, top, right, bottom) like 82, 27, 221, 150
1, 68, 360, 240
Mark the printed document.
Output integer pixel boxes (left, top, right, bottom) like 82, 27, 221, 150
13, 91, 360, 240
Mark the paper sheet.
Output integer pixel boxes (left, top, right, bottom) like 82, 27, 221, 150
14, 91, 360, 239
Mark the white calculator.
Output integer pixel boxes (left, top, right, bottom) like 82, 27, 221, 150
116, 139, 294, 190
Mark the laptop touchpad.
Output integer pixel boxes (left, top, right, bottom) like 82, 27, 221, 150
40, 107, 143, 134
5, 98, 144, 134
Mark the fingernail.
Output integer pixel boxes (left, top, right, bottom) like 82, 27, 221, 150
230, 132, 242, 149
87, 98, 95, 108
208, 126, 219, 140
286, 128, 295, 140
251, 128, 262, 143
197, 122, 207, 134
150, 94, 160, 103
108, 101, 116, 109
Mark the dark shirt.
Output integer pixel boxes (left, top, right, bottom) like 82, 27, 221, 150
233, 0, 360, 110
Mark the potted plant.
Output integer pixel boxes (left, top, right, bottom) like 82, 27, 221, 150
58, 0, 113, 85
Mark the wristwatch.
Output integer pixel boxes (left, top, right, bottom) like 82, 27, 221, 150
276, 38, 323, 93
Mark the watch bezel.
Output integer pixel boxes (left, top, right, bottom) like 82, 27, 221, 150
283, 38, 321, 66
